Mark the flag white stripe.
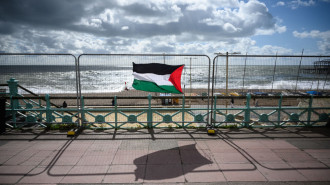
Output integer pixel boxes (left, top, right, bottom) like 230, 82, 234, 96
133, 72, 172, 86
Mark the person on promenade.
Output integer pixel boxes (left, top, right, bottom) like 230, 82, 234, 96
62, 101, 67, 108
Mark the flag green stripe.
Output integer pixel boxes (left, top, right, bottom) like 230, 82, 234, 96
132, 79, 181, 94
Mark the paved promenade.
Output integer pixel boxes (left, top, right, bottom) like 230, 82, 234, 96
0, 127, 330, 184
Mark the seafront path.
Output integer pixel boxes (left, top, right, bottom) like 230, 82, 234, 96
0, 127, 330, 184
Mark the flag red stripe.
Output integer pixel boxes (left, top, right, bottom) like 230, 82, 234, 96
169, 65, 184, 93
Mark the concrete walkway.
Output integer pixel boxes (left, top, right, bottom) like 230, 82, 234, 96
0, 127, 330, 184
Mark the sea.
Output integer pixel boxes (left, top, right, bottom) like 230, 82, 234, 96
0, 65, 329, 95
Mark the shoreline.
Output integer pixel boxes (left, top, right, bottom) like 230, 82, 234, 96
20, 89, 330, 107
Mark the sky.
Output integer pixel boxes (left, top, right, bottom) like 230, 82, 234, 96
0, 0, 329, 56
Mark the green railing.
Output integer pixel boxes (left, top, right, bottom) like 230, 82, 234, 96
79, 95, 210, 129
5, 93, 330, 129
212, 94, 330, 128
3, 77, 330, 129
6, 95, 211, 129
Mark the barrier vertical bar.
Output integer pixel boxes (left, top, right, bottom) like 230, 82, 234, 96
226, 52, 229, 96
45, 94, 51, 123
0, 98, 5, 133
316, 56, 321, 92
39, 98, 42, 122
182, 96, 185, 128
307, 95, 313, 126
210, 56, 216, 127
75, 56, 81, 129
10, 96, 16, 128
80, 96, 85, 128
114, 96, 117, 129
295, 49, 304, 92
213, 95, 217, 126
271, 52, 278, 93
323, 68, 328, 91
147, 94, 152, 128
277, 95, 283, 127
244, 94, 251, 127
241, 53, 248, 94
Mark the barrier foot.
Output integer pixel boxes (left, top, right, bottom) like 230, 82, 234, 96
67, 127, 83, 137
207, 125, 216, 135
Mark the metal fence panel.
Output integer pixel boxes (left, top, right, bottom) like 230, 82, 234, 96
211, 55, 330, 128
2, 53, 330, 129
77, 54, 211, 128
78, 54, 210, 97
213, 55, 330, 94
0, 54, 78, 128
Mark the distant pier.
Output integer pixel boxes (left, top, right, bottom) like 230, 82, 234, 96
301, 59, 330, 74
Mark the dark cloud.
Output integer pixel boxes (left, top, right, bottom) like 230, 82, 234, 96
0, 0, 115, 34
0, 0, 83, 28
0, 0, 286, 54
151, 45, 175, 53
0, 21, 15, 34
122, 2, 166, 17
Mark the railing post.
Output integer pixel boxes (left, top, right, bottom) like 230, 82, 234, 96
278, 95, 283, 126
213, 95, 217, 126
114, 96, 117, 129
307, 95, 313, 126
7, 78, 19, 109
10, 96, 16, 128
80, 96, 85, 128
45, 94, 51, 123
147, 94, 152, 128
182, 96, 185, 128
244, 93, 251, 127
0, 97, 5, 133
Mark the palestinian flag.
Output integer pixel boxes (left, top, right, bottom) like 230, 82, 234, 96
132, 62, 184, 94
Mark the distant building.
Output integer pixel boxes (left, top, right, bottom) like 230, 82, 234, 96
302, 59, 330, 74
314, 59, 330, 74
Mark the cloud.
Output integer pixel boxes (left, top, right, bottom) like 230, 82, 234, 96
274, 0, 317, 9
0, 0, 287, 55
293, 30, 330, 53
288, 0, 315, 9
274, 1, 286, 7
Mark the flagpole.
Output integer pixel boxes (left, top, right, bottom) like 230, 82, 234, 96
214, 52, 240, 117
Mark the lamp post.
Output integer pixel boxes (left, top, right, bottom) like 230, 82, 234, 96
214, 52, 241, 116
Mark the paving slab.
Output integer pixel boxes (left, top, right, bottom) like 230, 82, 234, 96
147, 149, 181, 164
119, 140, 150, 150
213, 152, 250, 164
273, 148, 319, 163
103, 164, 145, 183
148, 140, 179, 150
298, 169, 330, 181
0, 174, 24, 184
0, 127, 329, 184
180, 149, 214, 164
113, 149, 148, 164
256, 164, 308, 181
60, 165, 108, 183
244, 148, 285, 164
76, 155, 116, 165
144, 164, 185, 183
19, 166, 71, 184
287, 140, 330, 149
222, 167, 267, 181
183, 164, 226, 182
